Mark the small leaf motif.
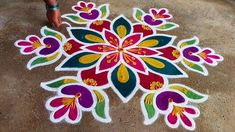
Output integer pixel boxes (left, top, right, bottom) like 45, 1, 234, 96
169, 84, 208, 103
99, 4, 109, 18
182, 59, 208, 76
62, 14, 88, 24
40, 76, 78, 91
156, 22, 179, 31
133, 8, 145, 22
41, 26, 65, 42
27, 52, 61, 70
178, 36, 199, 48
92, 90, 111, 123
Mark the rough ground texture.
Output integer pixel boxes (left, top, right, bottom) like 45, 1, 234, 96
0, 0, 234, 131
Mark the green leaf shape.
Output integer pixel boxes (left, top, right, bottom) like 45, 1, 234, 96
142, 57, 184, 76
144, 93, 156, 119
169, 84, 208, 101
62, 14, 88, 24
138, 35, 174, 48
156, 22, 179, 31
99, 4, 109, 18
28, 52, 61, 70
182, 59, 208, 75
46, 79, 78, 89
61, 52, 101, 69
178, 37, 199, 48
113, 16, 132, 38
69, 29, 105, 44
111, 64, 137, 99
134, 8, 144, 22
42, 27, 64, 41
94, 90, 106, 118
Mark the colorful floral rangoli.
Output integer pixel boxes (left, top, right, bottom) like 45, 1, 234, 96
15, 1, 223, 131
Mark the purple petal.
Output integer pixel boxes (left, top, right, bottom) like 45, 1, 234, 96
61, 85, 94, 108
39, 37, 60, 55
183, 47, 200, 62
143, 15, 163, 26
79, 9, 99, 20
156, 91, 185, 111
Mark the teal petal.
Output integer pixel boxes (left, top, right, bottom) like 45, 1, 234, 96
111, 64, 137, 99
61, 52, 101, 69
113, 16, 132, 38
142, 57, 184, 76
138, 35, 174, 48
69, 29, 105, 44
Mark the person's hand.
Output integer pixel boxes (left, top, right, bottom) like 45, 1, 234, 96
47, 10, 62, 28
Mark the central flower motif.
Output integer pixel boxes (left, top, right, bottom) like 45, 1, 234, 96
84, 30, 159, 74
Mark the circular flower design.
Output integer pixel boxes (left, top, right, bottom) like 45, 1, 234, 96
46, 84, 95, 123
72, 1, 100, 20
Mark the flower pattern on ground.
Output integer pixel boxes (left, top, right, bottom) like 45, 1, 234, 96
14, 1, 223, 131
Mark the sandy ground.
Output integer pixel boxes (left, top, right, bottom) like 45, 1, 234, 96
0, 0, 235, 131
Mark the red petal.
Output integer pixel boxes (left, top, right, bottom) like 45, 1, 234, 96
158, 46, 181, 61
122, 34, 141, 48
63, 39, 84, 55
184, 107, 196, 115
133, 24, 153, 37
167, 113, 178, 125
123, 52, 146, 73
138, 71, 164, 90
29, 35, 40, 42
85, 44, 116, 53
99, 52, 120, 71
127, 47, 159, 56
90, 20, 111, 32
50, 98, 63, 107
69, 105, 78, 121
54, 106, 69, 119
104, 30, 120, 47
81, 67, 108, 86
158, 8, 167, 15
180, 114, 192, 127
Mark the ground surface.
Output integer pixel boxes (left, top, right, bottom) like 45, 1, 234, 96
0, 0, 235, 131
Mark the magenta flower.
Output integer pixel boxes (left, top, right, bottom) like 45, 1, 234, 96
15, 35, 42, 55
166, 105, 199, 130
72, 1, 100, 20
198, 48, 223, 66
143, 8, 172, 26
46, 85, 95, 123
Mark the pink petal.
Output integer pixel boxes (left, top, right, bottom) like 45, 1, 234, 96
17, 41, 32, 46
104, 30, 120, 47
184, 107, 196, 115
74, 6, 82, 11
29, 36, 40, 42
54, 106, 69, 119
87, 3, 94, 8
158, 8, 167, 15
50, 98, 63, 107
69, 105, 78, 121
202, 49, 212, 54
127, 47, 159, 56
23, 47, 35, 53
85, 44, 116, 53
208, 55, 221, 59
167, 113, 178, 125
204, 58, 213, 64
80, 2, 86, 7
151, 9, 158, 16
162, 14, 171, 19
180, 114, 192, 127
122, 34, 141, 48
99, 52, 120, 71
123, 52, 146, 73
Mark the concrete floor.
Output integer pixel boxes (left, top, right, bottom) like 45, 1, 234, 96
0, 0, 235, 131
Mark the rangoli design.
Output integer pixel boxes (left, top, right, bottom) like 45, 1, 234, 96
15, 1, 223, 131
